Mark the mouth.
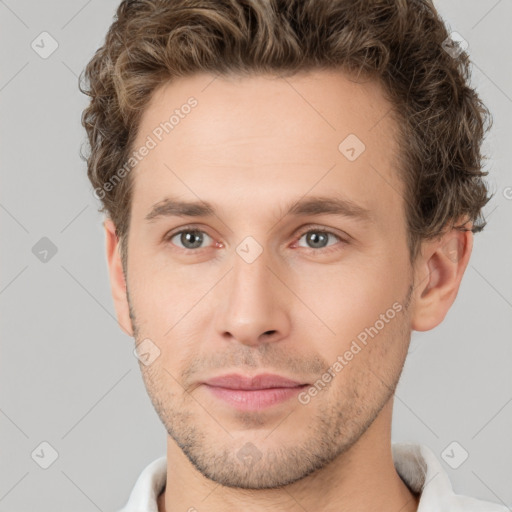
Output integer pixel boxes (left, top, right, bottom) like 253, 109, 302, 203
202, 373, 309, 411
203, 372, 307, 390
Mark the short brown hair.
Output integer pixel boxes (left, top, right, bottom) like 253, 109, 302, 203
80, 0, 493, 271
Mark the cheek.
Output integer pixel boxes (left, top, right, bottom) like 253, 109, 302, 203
320, 303, 409, 402
128, 251, 205, 323
291, 256, 405, 345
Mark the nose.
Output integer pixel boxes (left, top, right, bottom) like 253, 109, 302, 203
214, 247, 291, 347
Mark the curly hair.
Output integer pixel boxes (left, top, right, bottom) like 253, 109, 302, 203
79, 0, 493, 271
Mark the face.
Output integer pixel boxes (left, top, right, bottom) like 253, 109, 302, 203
118, 70, 416, 488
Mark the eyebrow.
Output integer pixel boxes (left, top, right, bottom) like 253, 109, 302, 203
145, 195, 373, 224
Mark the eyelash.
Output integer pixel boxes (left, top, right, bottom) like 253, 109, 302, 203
164, 224, 348, 254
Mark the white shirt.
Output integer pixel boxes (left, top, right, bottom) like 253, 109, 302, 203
118, 443, 509, 512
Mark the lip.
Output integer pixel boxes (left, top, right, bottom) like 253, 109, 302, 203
202, 373, 309, 411
203, 373, 306, 390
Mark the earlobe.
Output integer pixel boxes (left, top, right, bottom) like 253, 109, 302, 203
104, 218, 134, 337
411, 227, 473, 332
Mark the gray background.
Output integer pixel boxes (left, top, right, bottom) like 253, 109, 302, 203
1, 0, 511, 510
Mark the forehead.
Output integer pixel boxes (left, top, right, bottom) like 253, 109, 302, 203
130, 70, 405, 228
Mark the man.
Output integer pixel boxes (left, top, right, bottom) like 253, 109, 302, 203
80, 0, 507, 510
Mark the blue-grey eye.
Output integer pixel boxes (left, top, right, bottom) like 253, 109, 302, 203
297, 230, 340, 249
170, 230, 213, 249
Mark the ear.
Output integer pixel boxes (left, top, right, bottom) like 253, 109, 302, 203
411, 222, 473, 332
104, 218, 134, 337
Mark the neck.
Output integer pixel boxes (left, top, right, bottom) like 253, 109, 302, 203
158, 399, 419, 512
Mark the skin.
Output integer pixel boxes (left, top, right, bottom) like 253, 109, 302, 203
104, 70, 473, 512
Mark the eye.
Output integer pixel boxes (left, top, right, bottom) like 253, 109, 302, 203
295, 228, 346, 251
164, 225, 347, 253
166, 228, 215, 250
